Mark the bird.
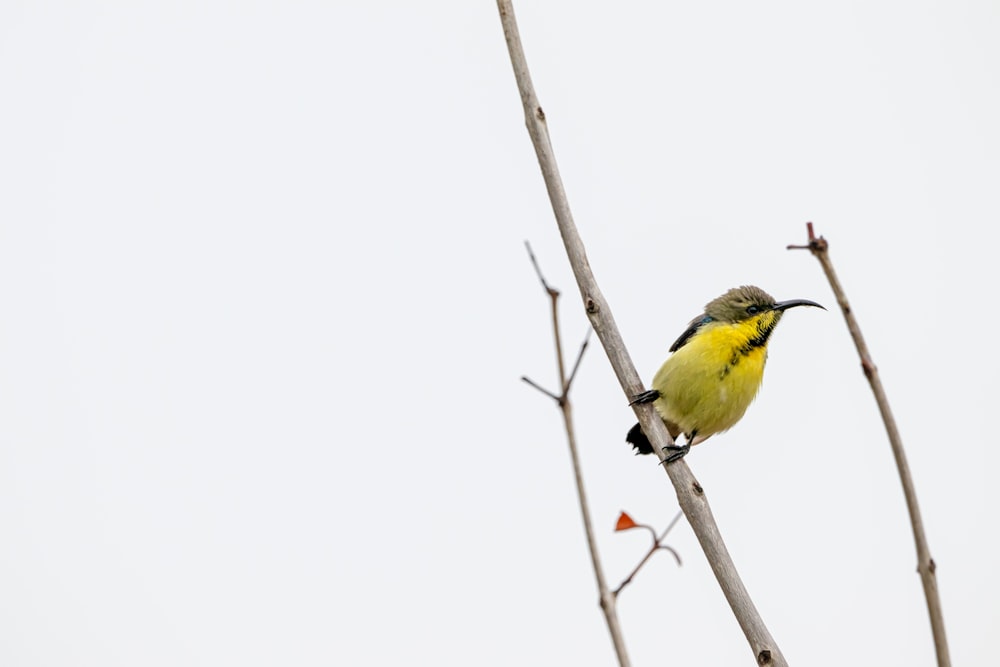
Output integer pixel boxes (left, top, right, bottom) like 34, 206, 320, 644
626, 285, 824, 462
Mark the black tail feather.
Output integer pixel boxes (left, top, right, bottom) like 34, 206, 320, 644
625, 422, 656, 455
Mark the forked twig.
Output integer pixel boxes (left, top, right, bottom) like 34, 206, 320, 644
521, 244, 631, 666
613, 510, 685, 596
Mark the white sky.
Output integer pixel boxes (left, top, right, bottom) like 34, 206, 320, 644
1, 1, 997, 665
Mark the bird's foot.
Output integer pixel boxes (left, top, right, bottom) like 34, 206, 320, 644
659, 443, 690, 466
629, 389, 661, 405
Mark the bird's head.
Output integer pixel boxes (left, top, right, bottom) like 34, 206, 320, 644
705, 285, 825, 325
668, 285, 825, 353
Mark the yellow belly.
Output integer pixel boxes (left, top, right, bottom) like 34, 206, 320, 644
651, 322, 768, 443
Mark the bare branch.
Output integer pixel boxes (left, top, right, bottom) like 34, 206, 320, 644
790, 223, 951, 667
497, 2, 787, 664
521, 247, 630, 665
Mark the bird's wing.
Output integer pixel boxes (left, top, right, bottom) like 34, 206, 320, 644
668, 315, 713, 352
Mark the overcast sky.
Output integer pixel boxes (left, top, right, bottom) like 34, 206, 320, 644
2, 1, 997, 665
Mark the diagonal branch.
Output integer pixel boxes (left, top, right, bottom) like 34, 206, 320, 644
789, 222, 950, 667
497, 2, 787, 664
563, 329, 591, 395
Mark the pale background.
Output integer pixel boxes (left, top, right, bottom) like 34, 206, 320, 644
1, 1, 997, 665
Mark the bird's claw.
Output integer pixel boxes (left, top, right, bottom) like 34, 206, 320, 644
629, 389, 661, 406
659, 443, 690, 466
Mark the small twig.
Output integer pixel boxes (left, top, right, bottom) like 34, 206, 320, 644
613, 510, 685, 596
520, 376, 561, 402
659, 507, 685, 542
521, 246, 629, 666
563, 329, 592, 394
525, 240, 558, 297
524, 240, 591, 404
790, 222, 950, 667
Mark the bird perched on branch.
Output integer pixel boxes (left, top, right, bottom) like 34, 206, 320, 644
627, 285, 824, 462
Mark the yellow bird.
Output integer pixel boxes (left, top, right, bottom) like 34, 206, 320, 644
627, 285, 823, 462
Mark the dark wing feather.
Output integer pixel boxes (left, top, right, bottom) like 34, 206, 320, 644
669, 315, 713, 352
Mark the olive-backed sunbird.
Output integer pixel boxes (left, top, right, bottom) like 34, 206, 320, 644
626, 285, 823, 461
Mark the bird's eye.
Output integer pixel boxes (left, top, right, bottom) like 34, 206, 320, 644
746, 305, 760, 315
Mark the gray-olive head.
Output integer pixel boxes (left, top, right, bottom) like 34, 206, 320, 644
705, 285, 825, 323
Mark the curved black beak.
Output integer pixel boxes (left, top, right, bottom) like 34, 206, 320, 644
773, 298, 825, 312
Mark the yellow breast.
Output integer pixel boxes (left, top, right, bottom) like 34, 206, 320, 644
651, 319, 770, 442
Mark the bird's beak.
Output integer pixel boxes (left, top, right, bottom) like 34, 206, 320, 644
773, 298, 825, 312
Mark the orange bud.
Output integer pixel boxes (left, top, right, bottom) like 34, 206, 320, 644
615, 511, 638, 531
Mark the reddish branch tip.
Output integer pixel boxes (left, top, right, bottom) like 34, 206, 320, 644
787, 221, 828, 253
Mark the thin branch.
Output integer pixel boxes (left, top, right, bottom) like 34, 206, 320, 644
789, 222, 951, 667
525, 239, 558, 296
659, 507, 685, 542
521, 247, 631, 665
564, 329, 591, 394
497, 3, 787, 665
614, 509, 685, 596
520, 375, 561, 402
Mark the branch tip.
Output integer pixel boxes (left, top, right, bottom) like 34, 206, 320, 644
521, 375, 561, 402
564, 337, 589, 394
524, 240, 557, 295
656, 544, 683, 567
787, 222, 828, 253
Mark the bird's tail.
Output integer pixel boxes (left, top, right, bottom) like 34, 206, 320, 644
627, 420, 687, 455
626, 422, 656, 455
